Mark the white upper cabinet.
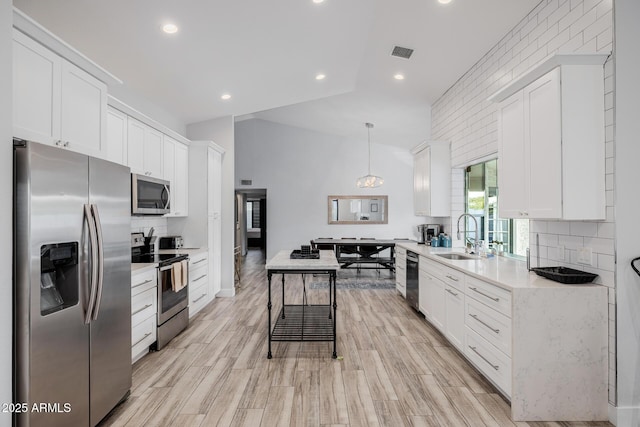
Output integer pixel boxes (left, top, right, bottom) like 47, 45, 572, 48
13, 30, 107, 158
412, 141, 451, 217
106, 107, 128, 165
162, 136, 188, 217
127, 117, 163, 178
493, 54, 607, 220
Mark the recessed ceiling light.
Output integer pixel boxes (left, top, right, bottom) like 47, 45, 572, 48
394, 74, 405, 80
315, 74, 326, 80
162, 23, 178, 34
221, 94, 231, 100
438, 0, 452, 4
312, 0, 325, 3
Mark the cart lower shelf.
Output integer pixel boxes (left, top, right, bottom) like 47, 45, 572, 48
271, 305, 334, 342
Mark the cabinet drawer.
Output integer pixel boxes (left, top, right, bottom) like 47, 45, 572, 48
189, 252, 208, 270
465, 297, 511, 356
465, 276, 512, 317
131, 268, 157, 296
396, 247, 406, 257
132, 315, 156, 360
438, 264, 465, 292
131, 287, 156, 327
189, 265, 208, 288
396, 281, 406, 297
189, 279, 210, 315
464, 326, 512, 397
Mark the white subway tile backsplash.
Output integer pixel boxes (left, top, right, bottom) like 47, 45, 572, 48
597, 222, 615, 239
547, 221, 571, 235
570, 221, 598, 237
558, 234, 584, 249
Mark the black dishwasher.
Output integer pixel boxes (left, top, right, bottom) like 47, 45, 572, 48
406, 251, 419, 310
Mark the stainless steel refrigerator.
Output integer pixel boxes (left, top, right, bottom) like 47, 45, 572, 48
14, 140, 132, 427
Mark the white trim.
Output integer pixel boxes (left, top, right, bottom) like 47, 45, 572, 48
190, 139, 226, 155
13, 7, 122, 86
108, 95, 190, 146
487, 53, 610, 103
215, 288, 235, 298
410, 140, 447, 155
609, 403, 640, 426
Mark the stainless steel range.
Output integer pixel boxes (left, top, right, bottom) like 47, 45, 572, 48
131, 233, 189, 350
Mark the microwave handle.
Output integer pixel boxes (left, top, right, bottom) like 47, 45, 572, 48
161, 185, 170, 209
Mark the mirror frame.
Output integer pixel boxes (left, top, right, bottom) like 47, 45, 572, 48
327, 195, 388, 225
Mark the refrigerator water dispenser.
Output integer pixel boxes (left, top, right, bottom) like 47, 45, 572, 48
40, 242, 78, 315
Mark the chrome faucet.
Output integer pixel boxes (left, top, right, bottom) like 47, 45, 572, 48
456, 213, 479, 254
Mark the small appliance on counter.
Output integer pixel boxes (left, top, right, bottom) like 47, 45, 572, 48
417, 225, 427, 244
159, 235, 184, 249
425, 224, 441, 245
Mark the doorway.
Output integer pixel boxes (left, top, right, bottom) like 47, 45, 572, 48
235, 189, 267, 256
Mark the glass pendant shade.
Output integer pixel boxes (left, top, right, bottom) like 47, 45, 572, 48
356, 122, 384, 188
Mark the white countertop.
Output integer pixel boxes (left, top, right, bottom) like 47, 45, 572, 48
396, 242, 603, 292
266, 249, 340, 270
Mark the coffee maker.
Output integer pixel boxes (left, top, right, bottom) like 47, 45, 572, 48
425, 224, 441, 245
417, 225, 427, 244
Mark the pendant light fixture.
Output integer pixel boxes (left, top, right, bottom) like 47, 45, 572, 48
356, 122, 384, 188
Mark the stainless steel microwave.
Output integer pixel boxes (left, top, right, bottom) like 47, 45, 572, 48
131, 173, 170, 215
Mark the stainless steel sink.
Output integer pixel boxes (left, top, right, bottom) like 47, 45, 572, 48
435, 253, 477, 260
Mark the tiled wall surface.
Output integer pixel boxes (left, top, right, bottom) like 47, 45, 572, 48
430, 0, 615, 403
131, 216, 168, 251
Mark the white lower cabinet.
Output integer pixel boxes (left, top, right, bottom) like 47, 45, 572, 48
131, 268, 157, 363
443, 284, 464, 351
188, 252, 210, 317
395, 247, 406, 297
464, 326, 512, 396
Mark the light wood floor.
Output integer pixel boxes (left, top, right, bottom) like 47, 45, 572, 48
101, 249, 614, 427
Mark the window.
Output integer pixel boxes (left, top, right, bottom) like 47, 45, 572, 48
464, 159, 529, 257
246, 200, 261, 229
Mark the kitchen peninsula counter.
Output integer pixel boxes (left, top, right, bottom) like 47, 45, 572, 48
396, 241, 609, 422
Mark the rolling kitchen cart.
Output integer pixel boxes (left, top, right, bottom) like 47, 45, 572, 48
265, 250, 340, 359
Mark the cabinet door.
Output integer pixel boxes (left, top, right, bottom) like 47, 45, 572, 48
497, 91, 526, 218
60, 60, 107, 158
525, 68, 562, 219
143, 128, 163, 178
413, 148, 428, 215
127, 118, 145, 174
444, 284, 464, 351
418, 269, 429, 316
173, 143, 189, 216
428, 274, 445, 332
13, 30, 61, 145
163, 137, 176, 212
106, 107, 128, 165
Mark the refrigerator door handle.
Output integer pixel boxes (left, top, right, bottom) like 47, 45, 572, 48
91, 204, 105, 321
84, 204, 99, 324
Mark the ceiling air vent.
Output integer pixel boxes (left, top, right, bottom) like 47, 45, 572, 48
391, 46, 414, 59
240, 179, 252, 186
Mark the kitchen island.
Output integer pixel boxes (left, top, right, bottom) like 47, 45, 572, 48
396, 242, 609, 422
265, 250, 340, 359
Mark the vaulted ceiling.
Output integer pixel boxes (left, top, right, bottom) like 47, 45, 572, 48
14, 0, 540, 147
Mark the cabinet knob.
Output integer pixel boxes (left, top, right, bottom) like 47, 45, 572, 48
55, 140, 62, 146
63, 141, 69, 147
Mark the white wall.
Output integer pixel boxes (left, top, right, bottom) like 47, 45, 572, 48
186, 117, 236, 297
613, 0, 640, 423
430, 0, 617, 409
1, 1, 12, 425
235, 119, 427, 260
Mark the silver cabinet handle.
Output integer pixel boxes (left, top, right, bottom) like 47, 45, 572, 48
133, 332, 152, 347
445, 288, 458, 297
132, 304, 153, 316
469, 313, 500, 333
193, 258, 206, 265
445, 274, 459, 282
469, 345, 499, 370
193, 294, 207, 303
469, 287, 500, 302
133, 279, 153, 289
192, 274, 206, 283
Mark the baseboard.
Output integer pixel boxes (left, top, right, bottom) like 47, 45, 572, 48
610, 403, 640, 426
216, 288, 236, 298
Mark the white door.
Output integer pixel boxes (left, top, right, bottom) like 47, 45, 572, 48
525, 68, 562, 219
13, 30, 61, 145
127, 118, 145, 174
60, 60, 107, 158
106, 107, 128, 165
497, 91, 526, 218
173, 143, 189, 217
143, 128, 163, 178
429, 275, 445, 332
444, 284, 464, 351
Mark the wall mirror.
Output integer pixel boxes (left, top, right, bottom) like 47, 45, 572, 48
328, 195, 388, 224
